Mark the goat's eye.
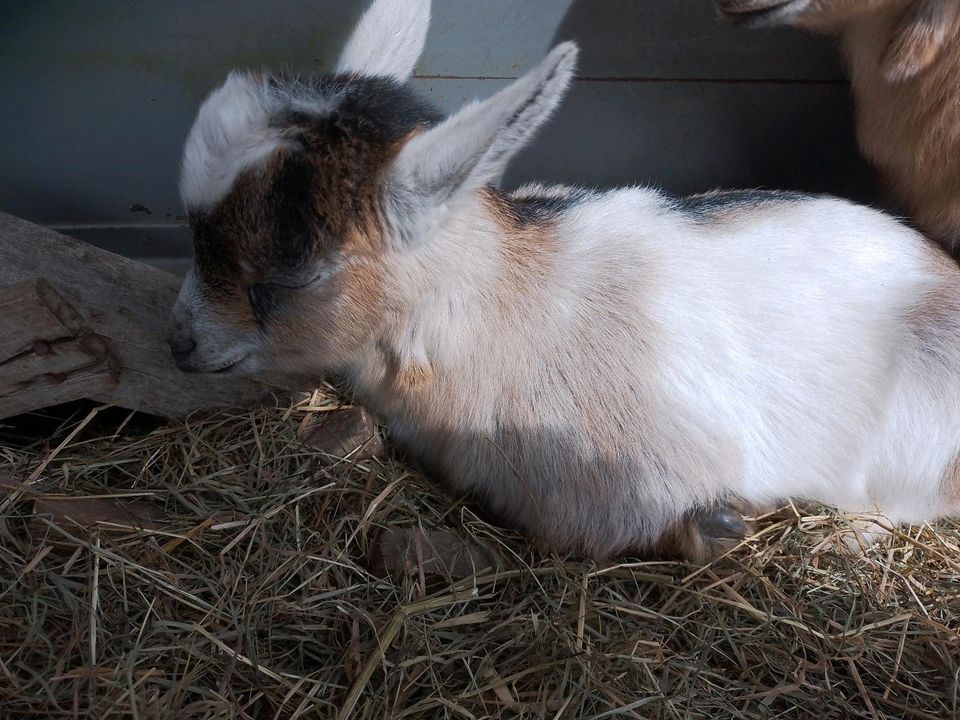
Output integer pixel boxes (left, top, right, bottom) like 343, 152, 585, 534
264, 272, 327, 291
274, 277, 317, 291
247, 273, 323, 323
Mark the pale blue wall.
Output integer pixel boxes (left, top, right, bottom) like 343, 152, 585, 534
0, 1, 878, 274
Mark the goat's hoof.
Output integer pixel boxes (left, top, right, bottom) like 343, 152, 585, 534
689, 505, 751, 561
698, 506, 749, 540
654, 503, 752, 563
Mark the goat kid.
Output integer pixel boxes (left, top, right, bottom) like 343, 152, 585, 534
169, 0, 960, 561
716, 0, 960, 254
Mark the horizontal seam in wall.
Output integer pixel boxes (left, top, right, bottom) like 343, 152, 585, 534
49, 223, 187, 230
414, 74, 847, 85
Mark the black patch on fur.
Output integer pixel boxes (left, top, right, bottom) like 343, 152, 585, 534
501, 186, 594, 225
246, 283, 281, 328
275, 74, 444, 145
247, 75, 445, 278
188, 212, 234, 296
673, 189, 817, 221
269, 155, 315, 272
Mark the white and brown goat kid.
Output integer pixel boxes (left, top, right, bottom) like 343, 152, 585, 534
716, 0, 960, 254
170, 0, 960, 561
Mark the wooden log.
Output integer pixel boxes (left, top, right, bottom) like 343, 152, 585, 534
32, 494, 171, 533
369, 526, 500, 579
0, 278, 119, 417
299, 406, 386, 461
0, 212, 297, 418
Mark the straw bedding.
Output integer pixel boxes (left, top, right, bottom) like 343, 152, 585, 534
0, 392, 958, 719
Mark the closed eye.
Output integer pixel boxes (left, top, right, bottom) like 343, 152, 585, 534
246, 271, 327, 319
261, 273, 326, 291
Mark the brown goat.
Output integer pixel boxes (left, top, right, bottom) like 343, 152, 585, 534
716, 0, 960, 253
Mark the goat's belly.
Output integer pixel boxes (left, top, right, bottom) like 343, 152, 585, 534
733, 369, 960, 525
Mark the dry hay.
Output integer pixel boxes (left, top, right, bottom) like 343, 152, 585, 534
0, 393, 958, 720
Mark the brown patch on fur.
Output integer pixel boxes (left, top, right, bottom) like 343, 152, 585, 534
334, 241, 390, 345
393, 362, 435, 393
196, 99, 410, 265
259, 122, 408, 368
479, 186, 558, 311
299, 129, 399, 256
942, 454, 960, 507
882, 0, 960, 81
789, 0, 901, 31
188, 171, 272, 334
481, 187, 557, 241
904, 248, 960, 332
270, 249, 388, 373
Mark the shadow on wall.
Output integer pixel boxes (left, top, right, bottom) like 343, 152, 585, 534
503, 0, 883, 206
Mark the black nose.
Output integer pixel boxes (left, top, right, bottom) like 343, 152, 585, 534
168, 333, 197, 361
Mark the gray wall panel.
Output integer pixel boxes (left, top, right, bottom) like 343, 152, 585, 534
0, 1, 873, 267
507, 80, 873, 202
0, 1, 843, 81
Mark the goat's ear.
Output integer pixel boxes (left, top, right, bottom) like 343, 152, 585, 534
881, 0, 959, 82
335, 0, 430, 81
387, 42, 577, 234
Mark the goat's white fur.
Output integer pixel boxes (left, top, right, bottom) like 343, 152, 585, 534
348, 184, 960, 555
171, 268, 260, 373
336, 0, 430, 80
180, 72, 283, 210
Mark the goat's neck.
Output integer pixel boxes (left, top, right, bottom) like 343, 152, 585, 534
351, 187, 555, 412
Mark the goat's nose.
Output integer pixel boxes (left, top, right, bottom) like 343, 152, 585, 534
168, 332, 197, 361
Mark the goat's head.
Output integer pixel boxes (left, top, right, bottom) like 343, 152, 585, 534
168, 0, 577, 376
714, 0, 907, 29
715, 0, 959, 81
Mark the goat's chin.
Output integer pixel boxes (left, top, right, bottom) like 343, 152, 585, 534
173, 352, 254, 375
716, 0, 809, 27
261, 351, 335, 380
